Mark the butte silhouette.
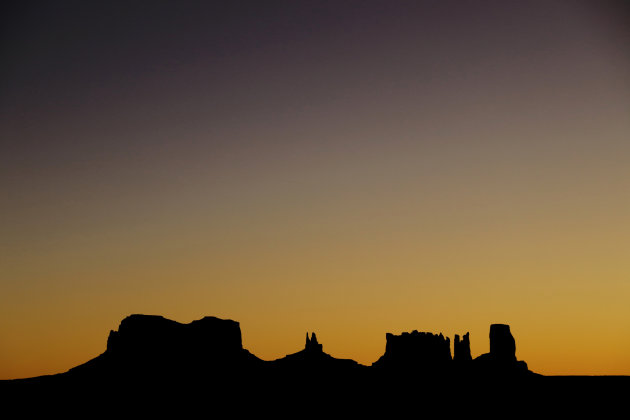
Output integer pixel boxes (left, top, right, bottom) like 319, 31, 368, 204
2, 314, 627, 412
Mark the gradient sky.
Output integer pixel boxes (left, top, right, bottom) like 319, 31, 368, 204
2, 1, 630, 379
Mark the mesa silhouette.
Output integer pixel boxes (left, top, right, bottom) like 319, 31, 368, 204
6, 314, 534, 388
5, 314, 630, 411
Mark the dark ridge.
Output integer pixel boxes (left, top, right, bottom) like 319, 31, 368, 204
2, 314, 628, 411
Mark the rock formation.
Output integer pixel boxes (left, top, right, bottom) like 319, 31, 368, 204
372, 330, 452, 371
473, 323, 529, 376
106, 314, 244, 355
68, 314, 262, 380
17, 315, 535, 392
489, 324, 516, 362
305, 332, 323, 353
454, 332, 472, 362
272, 331, 361, 374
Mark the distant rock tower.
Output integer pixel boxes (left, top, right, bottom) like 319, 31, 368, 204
472, 323, 530, 376
489, 324, 516, 362
305, 332, 323, 353
454, 332, 472, 362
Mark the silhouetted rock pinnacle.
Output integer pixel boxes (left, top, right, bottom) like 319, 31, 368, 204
454, 332, 472, 362
272, 331, 362, 376
473, 324, 529, 376
305, 332, 323, 353
489, 324, 516, 362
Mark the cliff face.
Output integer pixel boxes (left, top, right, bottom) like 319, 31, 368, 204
372, 330, 452, 370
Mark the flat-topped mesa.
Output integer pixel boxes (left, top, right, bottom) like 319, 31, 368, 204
373, 330, 452, 370
454, 332, 472, 362
106, 314, 244, 356
66, 314, 263, 381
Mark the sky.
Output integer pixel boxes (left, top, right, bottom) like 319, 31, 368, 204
1, 1, 629, 379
